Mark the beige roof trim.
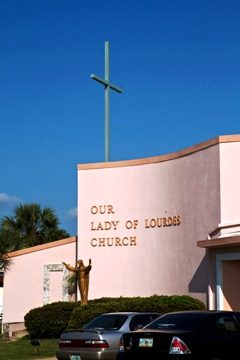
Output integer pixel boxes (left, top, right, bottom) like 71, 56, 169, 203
8, 236, 77, 258
197, 236, 240, 249
78, 134, 240, 170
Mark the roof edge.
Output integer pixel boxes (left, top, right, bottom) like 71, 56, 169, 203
197, 235, 240, 249
8, 236, 77, 258
78, 134, 240, 170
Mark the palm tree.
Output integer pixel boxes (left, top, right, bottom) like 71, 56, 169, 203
0, 203, 70, 252
0, 229, 13, 270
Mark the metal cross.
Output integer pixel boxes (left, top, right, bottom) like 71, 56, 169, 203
91, 41, 123, 162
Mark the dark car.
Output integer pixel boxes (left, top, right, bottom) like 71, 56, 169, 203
117, 310, 240, 360
56, 312, 160, 360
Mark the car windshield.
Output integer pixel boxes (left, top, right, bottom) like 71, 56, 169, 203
146, 313, 208, 331
84, 314, 128, 330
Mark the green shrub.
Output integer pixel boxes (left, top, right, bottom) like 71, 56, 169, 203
68, 295, 205, 329
24, 295, 205, 338
24, 301, 79, 339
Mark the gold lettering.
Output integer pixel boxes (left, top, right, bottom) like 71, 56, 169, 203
145, 214, 182, 229
91, 238, 97, 247
150, 218, 156, 227
108, 205, 115, 214
129, 237, 137, 246
125, 219, 138, 229
145, 219, 150, 228
99, 205, 106, 214
172, 216, 178, 225
97, 222, 104, 230
125, 220, 133, 229
91, 206, 98, 214
107, 238, 113, 246
90, 205, 115, 215
112, 221, 119, 230
90, 236, 138, 247
162, 217, 167, 226
105, 221, 112, 230
115, 237, 122, 246
98, 238, 105, 246
90, 220, 119, 231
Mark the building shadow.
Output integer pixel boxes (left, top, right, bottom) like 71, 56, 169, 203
188, 253, 208, 294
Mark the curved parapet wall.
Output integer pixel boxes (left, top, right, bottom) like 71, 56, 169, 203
78, 135, 240, 169
77, 135, 240, 304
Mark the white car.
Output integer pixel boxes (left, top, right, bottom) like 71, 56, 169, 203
56, 312, 160, 360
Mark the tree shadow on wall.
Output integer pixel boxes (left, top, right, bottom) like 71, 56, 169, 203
188, 254, 208, 294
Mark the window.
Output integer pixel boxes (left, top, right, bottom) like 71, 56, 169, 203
84, 314, 128, 330
129, 314, 160, 331
146, 313, 208, 331
215, 316, 238, 333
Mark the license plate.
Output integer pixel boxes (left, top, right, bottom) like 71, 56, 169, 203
70, 355, 81, 360
139, 338, 153, 347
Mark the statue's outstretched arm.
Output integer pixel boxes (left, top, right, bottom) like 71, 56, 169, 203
85, 260, 92, 273
62, 262, 77, 273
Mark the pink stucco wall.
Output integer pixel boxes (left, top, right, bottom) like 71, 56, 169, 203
3, 237, 76, 325
219, 142, 240, 224
4, 135, 240, 330
77, 137, 227, 304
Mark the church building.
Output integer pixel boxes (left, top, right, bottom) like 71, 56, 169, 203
2, 134, 240, 335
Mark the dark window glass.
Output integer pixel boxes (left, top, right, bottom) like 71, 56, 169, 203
214, 316, 238, 333
84, 315, 128, 330
233, 313, 240, 327
146, 313, 209, 331
129, 314, 160, 331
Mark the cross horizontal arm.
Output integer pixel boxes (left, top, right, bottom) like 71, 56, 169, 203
91, 74, 123, 93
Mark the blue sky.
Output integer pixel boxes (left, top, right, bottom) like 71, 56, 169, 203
1, 0, 240, 235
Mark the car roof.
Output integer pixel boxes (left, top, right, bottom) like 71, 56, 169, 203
163, 310, 240, 316
168, 310, 240, 314
98, 312, 160, 315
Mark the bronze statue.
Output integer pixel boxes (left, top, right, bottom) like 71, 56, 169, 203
63, 259, 92, 305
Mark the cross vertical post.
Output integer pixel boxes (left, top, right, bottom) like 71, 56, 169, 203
105, 42, 110, 162
91, 41, 123, 162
